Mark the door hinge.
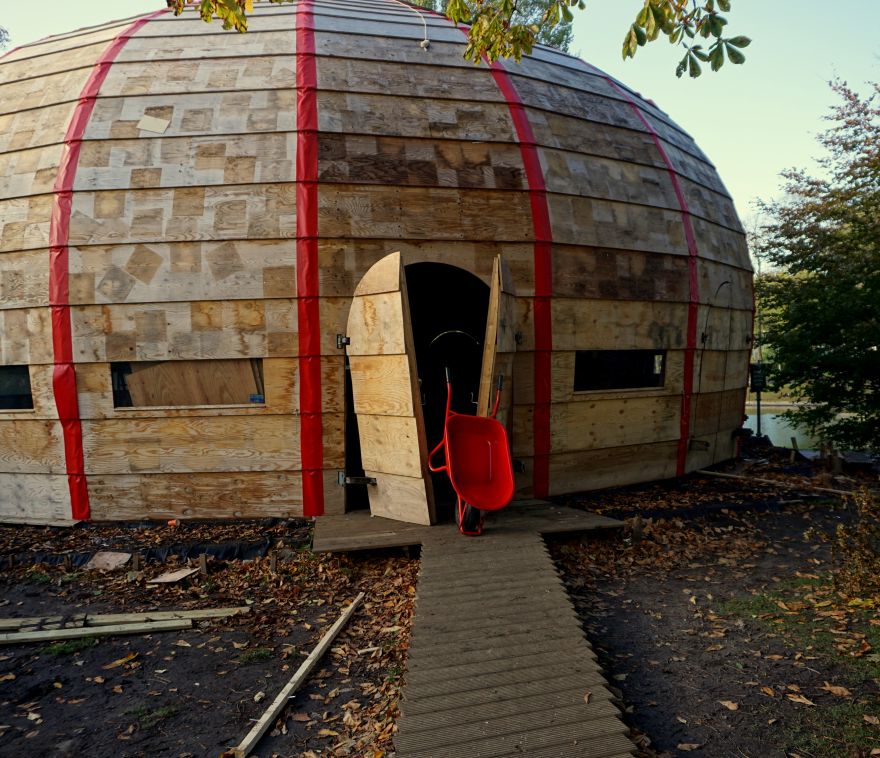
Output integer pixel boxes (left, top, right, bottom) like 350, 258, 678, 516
337, 471, 377, 487
336, 334, 350, 349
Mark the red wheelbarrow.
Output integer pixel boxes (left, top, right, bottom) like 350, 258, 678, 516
428, 369, 515, 535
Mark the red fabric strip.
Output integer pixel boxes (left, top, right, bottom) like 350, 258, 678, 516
49, 10, 167, 521
295, 2, 325, 517
586, 68, 701, 475
486, 61, 554, 499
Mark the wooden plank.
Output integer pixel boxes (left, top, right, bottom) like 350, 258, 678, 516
0, 419, 65, 474
348, 355, 415, 414
0, 473, 72, 522
511, 396, 681, 457
477, 255, 517, 429
147, 567, 200, 584
0, 619, 192, 646
357, 415, 423, 478
230, 592, 364, 758
0, 606, 250, 631
361, 472, 433, 526
81, 414, 342, 474
87, 469, 343, 521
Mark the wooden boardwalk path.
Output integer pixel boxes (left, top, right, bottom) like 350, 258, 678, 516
313, 501, 635, 757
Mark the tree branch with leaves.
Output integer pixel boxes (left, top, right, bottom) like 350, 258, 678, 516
169, 0, 749, 76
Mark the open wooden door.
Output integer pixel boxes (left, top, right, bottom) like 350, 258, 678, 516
477, 255, 517, 429
346, 252, 436, 525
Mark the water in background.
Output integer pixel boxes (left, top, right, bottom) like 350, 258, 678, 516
743, 405, 817, 449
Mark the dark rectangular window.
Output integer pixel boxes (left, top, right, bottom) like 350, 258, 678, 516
0, 365, 34, 409
574, 350, 666, 392
112, 359, 265, 408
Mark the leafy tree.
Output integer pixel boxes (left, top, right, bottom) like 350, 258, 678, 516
755, 81, 880, 451
168, 0, 749, 77
412, 0, 572, 55
0, 26, 9, 50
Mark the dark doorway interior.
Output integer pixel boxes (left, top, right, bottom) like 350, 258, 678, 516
405, 262, 490, 520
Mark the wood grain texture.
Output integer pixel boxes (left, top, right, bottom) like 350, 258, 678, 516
80, 413, 344, 475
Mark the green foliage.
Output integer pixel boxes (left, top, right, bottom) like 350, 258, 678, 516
176, 0, 745, 73
624, 0, 750, 78
238, 646, 273, 663
806, 490, 880, 597
755, 81, 880, 451
43, 637, 98, 656
0, 26, 9, 50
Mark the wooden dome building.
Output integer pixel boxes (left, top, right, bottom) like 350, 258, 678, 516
0, 0, 752, 526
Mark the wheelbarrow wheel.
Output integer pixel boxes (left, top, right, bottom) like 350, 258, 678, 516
457, 502, 484, 536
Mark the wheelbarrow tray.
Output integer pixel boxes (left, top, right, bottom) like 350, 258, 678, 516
445, 414, 515, 511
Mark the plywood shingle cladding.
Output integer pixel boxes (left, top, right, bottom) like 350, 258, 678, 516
0, 0, 752, 522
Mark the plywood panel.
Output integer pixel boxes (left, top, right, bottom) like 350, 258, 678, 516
0, 474, 72, 523
693, 350, 750, 394
478, 255, 517, 427
511, 396, 681, 457
0, 307, 54, 365
81, 413, 344, 475
75, 133, 294, 191
0, 195, 53, 253
67, 184, 294, 247
0, 102, 78, 154
0, 249, 50, 309
357, 414, 423, 478
317, 134, 526, 191
97, 57, 295, 98
542, 441, 680, 496
0, 67, 95, 113
121, 29, 295, 61
697, 305, 753, 351
318, 91, 517, 143
547, 193, 688, 254
517, 299, 690, 353
84, 90, 295, 141
0, 143, 64, 200
124, 358, 261, 407
88, 469, 344, 521
0, 419, 65, 473
68, 239, 296, 306
360, 471, 433, 526
348, 355, 415, 416
0, 41, 107, 86
691, 216, 751, 269
698, 258, 754, 310
692, 388, 747, 438
319, 185, 533, 242
552, 245, 689, 302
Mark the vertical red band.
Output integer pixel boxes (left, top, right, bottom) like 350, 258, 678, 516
486, 63, 553, 499
588, 68, 701, 475
295, 3, 325, 516
49, 9, 168, 521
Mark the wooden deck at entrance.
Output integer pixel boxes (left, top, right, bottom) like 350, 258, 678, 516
313, 501, 636, 757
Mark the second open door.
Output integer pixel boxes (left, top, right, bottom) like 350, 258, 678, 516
477, 255, 517, 429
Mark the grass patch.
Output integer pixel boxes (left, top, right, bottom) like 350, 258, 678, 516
238, 647, 272, 664
26, 569, 52, 585
127, 705, 177, 729
42, 637, 98, 656
718, 577, 880, 754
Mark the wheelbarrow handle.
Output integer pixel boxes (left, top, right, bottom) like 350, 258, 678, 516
445, 366, 452, 384
427, 437, 448, 473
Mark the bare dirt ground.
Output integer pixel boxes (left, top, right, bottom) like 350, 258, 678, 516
0, 444, 877, 758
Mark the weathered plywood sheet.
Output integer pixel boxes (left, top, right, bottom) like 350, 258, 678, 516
0, 249, 50, 309
88, 469, 344, 521
0, 419, 66, 473
68, 240, 296, 306
80, 413, 344, 475
85, 90, 295, 141
0, 474, 72, 523
512, 396, 681, 457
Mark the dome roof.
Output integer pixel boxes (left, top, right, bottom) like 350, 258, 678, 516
0, 0, 752, 524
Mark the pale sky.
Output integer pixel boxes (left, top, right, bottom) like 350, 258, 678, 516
3, 0, 879, 227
